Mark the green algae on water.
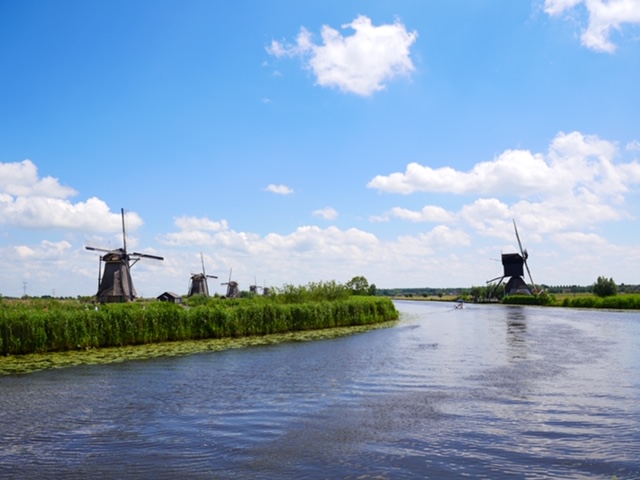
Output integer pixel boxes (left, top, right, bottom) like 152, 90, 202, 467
0, 320, 398, 375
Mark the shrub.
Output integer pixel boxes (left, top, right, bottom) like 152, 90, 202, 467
593, 276, 618, 297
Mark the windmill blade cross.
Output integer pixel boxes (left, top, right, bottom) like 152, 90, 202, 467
486, 275, 505, 285
513, 219, 537, 293
524, 259, 537, 294
513, 219, 525, 258
131, 252, 164, 261
121, 208, 127, 255
85, 246, 115, 253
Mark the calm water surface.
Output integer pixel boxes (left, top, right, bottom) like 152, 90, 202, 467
1, 301, 639, 479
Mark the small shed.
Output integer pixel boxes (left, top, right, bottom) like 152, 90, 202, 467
157, 291, 183, 304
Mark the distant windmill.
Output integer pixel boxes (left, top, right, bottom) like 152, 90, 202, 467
221, 268, 239, 298
486, 219, 538, 297
85, 208, 163, 303
188, 253, 218, 297
249, 276, 263, 295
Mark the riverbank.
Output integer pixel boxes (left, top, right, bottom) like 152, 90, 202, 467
391, 292, 640, 310
0, 296, 398, 356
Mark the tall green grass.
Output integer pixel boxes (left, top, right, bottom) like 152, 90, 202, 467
0, 296, 398, 356
560, 294, 640, 309
503, 292, 640, 309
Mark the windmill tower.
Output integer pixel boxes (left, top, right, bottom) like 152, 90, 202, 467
85, 208, 163, 303
487, 219, 537, 297
188, 253, 218, 296
221, 268, 239, 298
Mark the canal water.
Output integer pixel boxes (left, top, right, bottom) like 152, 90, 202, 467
1, 301, 639, 479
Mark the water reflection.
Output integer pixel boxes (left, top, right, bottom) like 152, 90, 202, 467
506, 307, 527, 362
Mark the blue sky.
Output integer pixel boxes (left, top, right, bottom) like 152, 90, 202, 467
1, 0, 639, 298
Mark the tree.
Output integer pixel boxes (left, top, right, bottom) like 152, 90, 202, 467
592, 276, 617, 297
346, 276, 370, 295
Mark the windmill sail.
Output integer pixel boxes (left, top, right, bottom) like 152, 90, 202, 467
513, 219, 537, 293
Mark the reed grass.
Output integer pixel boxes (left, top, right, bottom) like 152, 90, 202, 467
503, 292, 640, 309
0, 296, 398, 356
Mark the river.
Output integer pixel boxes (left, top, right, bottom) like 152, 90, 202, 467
1, 301, 639, 479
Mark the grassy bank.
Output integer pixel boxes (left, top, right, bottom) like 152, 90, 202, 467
0, 296, 398, 356
502, 292, 640, 309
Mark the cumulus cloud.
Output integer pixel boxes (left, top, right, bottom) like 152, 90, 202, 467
368, 131, 636, 198
265, 184, 294, 195
544, 0, 640, 52
158, 217, 229, 246
0, 195, 141, 232
0, 159, 143, 233
15, 240, 72, 259
312, 207, 338, 220
369, 131, 640, 240
0, 159, 76, 198
267, 15, 417, 96
174, 217, 228, 232
371, 205, 455, 223
626, 140, 640, 151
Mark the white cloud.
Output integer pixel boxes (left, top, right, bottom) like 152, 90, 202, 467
626, 140, 640, 151
0, 159, 77, 198
371, 205, 455, 223
15, 240, 72, 259
174, 217, 228, 232
265, 184, 294, 195
367, 150, 560, 195
312, 207, 338, 220
368, 131, 637, 199
267, 15, 418, 96
553, 230, 609, 248
544, 0, 583, 15
158, 217, 229, 246
369, 131, 639, 244
544, 0, 640, 52
0, 159, 144, 233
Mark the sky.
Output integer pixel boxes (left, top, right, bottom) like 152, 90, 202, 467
1, 0, 639, 298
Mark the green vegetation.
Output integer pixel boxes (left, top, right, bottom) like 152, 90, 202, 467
345, 276, 377, 296
592, 276, 618, 297
0, 280, 398, 356
501, 291, 640, 310
500, 276, 639, 309
557, 294, 640, 309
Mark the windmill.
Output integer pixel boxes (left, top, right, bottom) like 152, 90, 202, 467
249, 276, 263, 295
85, 208, 163, 303
188, 253, 218, 297
221, 268, 239, 298
486, 219, 537, 297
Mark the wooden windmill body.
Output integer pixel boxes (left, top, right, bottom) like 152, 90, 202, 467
249, 276, 263, 295
221, 269, 239, 298
85, 208, 163, 303
188, 253, 218, 297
